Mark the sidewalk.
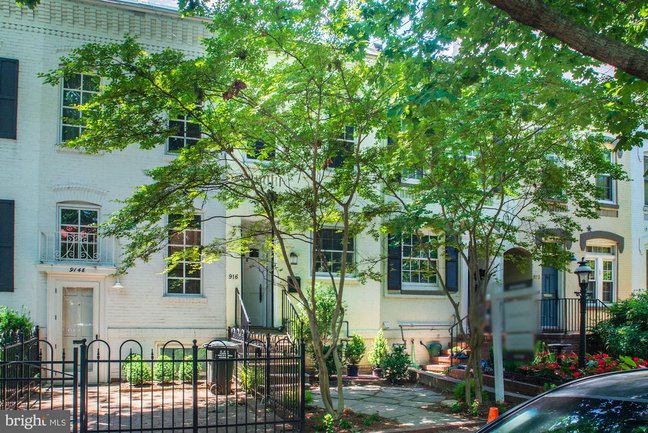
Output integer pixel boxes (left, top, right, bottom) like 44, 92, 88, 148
311, 383, 483, 432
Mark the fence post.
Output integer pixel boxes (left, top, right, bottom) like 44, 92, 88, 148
75, 339, 88, 433
265, 334, 271, 403
72, 347, 79, 433
192, 340, 198, 433
299, 338, 305, 433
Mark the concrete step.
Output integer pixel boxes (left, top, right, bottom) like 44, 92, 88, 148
430, 356, 452, 365
420, 364, 448, 373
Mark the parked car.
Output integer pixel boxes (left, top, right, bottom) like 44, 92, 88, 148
477, 369, 648, 433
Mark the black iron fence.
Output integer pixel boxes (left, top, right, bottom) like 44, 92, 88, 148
539, 297, 611, 334
1, 328, 305, 433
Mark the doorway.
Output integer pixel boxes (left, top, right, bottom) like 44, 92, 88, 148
241, 246, 273, 327
63, 286, 94, 363
541, 266, 559, 329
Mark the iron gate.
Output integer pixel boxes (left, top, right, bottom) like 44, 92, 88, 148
1, 328, 305, 432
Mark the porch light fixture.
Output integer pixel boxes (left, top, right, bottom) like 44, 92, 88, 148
573, 258, 593, 368
112, 279, 124, 290
289, 252, 298, 266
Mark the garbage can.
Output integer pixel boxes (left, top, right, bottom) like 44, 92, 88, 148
204, 341, 239, 394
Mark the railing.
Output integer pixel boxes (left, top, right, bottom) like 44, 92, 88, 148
539, 297, 611, 334
235, 287, 251, 332
449, 315, 469, 367
281, 290, 304, 340
39, 231, 118, 266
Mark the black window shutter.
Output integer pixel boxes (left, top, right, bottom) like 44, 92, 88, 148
0, 200, 15, 292
0, 59, 18, 139
387, 235, 401, 291
445, 245, 459, 293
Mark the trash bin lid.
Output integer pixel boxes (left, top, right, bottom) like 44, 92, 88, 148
203, 340, 240, 350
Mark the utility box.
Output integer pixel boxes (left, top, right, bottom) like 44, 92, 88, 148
204, 341, 239, 394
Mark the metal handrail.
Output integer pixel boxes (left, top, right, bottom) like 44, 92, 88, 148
448, 315, 469, 367
235, 287, 250, 331
281, 289, 304, 339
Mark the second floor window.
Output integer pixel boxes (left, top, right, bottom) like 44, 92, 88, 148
315, 228, 354, 274
595, 150, 615, 203
61, 73, 99, 142
644, 153, 648, 207
59, 207, 98, 261
246, 139, 275, 161
167, 115, 201, 153
167, 215, 202, 295
328, 126, 354, 169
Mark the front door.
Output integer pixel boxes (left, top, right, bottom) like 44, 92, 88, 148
63, 287, 94, 362
541, 266, 559, 329
241, 247, 272, 327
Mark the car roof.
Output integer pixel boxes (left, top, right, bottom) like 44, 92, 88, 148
548, 368, 648, 402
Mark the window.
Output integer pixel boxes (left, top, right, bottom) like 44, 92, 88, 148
402, 168, 425, 184
328, 126, 354, 169
246, 139, 274, 161
59, 207, 99, 261
167, 215, 202, 295
595, 150, 615, 203
401, 235, 437, 285
61, 73, 99, 142
0, 59, 18, 139
314, 228, 354, 274
644, 153, 648, 207
167, 115, 201, 153
585, 245, 616, 303
540, 155, 566, 201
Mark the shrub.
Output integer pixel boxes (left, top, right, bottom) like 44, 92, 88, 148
344, 334, 366, 365
0, 306, 34, 342
238, 364, 265, 392
368, 329, 389, 368
590, 291, 648, 360
382, 345, 410, 383
177, 355, 202, 382
122, 354, 152, 385
154, 355, 176, 383
453, 379, 487, 403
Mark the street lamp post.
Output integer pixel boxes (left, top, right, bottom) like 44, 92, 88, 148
574, 258, 593, 369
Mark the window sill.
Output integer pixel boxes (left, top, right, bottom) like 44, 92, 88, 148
162, 295, 207, 304
385, 290, 456, 298
597, 201, 619, 209
55, 143, 88, 154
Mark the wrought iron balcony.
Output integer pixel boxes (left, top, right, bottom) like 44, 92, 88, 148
39, 231, 118, 267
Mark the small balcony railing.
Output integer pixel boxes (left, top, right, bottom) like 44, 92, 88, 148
39, 231, 118, 266
539, 297, 611, 334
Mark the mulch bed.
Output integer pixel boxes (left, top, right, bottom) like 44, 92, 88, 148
305, 406, 401, 432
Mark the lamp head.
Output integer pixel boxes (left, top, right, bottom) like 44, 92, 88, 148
574, 258, 593, 284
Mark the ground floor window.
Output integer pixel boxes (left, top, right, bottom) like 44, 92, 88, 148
167, 215, 202, 295
585, 245, 616, 303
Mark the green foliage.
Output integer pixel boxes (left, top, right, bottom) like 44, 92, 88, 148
382, 345, 410, 384
237, 364, 265, 393
122, 354, 152, 385
314, 413, 335, 433
344, 334, 366, 365
177, 355, 201, 382
362, 412, 381, 427
0, 306, 34, 342
453, 380, 487, 403
368, 329, 389, 368
305, 389, 313, 406
590, 291, 648, 360
154, 355, 176, 383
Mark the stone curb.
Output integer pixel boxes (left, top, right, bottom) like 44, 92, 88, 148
369, 420, 485, 433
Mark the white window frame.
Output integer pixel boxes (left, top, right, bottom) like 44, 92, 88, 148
166, 214, 203, 296
327, 126, 355, 169
643, 152, 648, 208
57, 204, 100, 262
60, 73, 100, 143
313, 228, 355, 276
585, 244, 616, 303
401, 168, 425, 185
401, 234, 440, 291
595, 150, 616, 204
166, 114, 201, 154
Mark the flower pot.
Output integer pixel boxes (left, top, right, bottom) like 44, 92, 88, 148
372, 367, 383, 378
347, 365, 359, 377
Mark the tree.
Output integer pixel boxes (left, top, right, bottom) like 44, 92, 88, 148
43, 1, 400, 418
378, 58, 628, 402
485, 0, 648, 82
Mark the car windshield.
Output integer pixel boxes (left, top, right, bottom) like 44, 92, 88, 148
489, 395, 648, 433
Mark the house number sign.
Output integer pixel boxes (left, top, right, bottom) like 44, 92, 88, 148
69, 267, 86, 273
228, 274, 239, 280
